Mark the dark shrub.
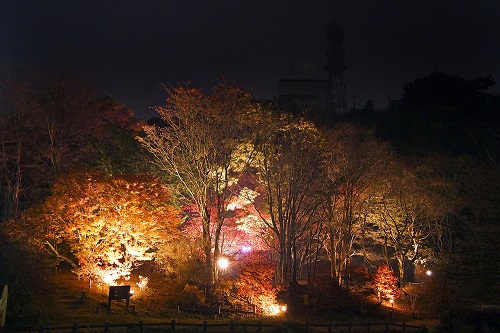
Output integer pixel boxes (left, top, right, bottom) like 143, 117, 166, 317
439, 307, 500, 333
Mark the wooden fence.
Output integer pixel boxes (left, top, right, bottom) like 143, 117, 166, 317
0, 286, 7, 328
1, 320, 429, 333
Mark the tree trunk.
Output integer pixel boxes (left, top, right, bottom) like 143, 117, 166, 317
397, 256, 405, 287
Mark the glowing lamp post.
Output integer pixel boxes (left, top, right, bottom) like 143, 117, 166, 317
217, 257, 229, 270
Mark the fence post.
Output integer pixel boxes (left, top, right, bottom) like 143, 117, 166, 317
80, 292, 86, 304
139, 320, 144, 333
171, 320, 176, 332
367, 322, 371, 333
104, 321, 109, 333
328, 322, 332, 333
258, 322, 262, 333
203, 321, 207, 332
384, 322, 389, 333
229, 320, 234, 332
402, 322, 406, 333
72, 323, 78, 333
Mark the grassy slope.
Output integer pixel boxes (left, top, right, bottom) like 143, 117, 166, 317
9, 270, 438, 331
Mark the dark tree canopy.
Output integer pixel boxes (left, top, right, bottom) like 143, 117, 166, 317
401, 71, 495, 111
377, 71, 500, 158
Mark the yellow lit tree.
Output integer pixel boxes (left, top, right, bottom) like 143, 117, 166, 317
4, 169, 180, 288
250, 111, 326, 287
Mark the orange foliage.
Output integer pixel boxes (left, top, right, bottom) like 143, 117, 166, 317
234, 251, 278, 312
370, 264, 401, 303
5, 169, 181, 286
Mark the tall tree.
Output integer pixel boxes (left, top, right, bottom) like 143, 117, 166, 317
368, 162, 439, 286
322, 124, 391, 287
138, 81, 255, 293
0, 73, 140, 221
442, 159, 500, 303
0, 78, 37, 219
250, 110, 325, 287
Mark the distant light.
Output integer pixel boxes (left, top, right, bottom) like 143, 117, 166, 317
281, 305, 287, 312
241, 245, 252, 254
426, 270, 432, 276
129, 290, 135, 296
389, 299, 394, 303
218, 257, 229, 269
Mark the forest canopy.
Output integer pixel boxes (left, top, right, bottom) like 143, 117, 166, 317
0, 72, 499, 321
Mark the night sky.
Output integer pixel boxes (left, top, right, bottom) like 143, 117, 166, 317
2, 0, 500, 119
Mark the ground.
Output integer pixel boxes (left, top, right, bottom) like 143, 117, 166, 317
6, 270, 440, 332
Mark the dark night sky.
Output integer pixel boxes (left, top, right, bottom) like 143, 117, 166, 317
1, 0, 500, 119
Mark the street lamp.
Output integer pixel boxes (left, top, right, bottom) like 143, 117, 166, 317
217, 257, 229, 270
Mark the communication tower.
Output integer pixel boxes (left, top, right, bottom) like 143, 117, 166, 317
325, 22, 348, 114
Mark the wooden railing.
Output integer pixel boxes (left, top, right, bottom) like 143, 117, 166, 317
0, 286, 7, 328
1, 319, 429, 333
305, 321, 428, 332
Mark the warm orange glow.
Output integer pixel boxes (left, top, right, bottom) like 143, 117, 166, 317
268, 304, 281, 315
266, 303, 287, 316
100, 268, 127, 286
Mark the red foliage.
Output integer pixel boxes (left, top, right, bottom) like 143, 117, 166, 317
348, 265, 371, 292
233, 251, 278, 310
179, 188, 269, 257
370, 264, 401, 302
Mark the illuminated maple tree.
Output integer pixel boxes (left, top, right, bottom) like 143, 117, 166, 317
370, 264, 401, 303
179, 186, 268, 258
4, 169, 180, 287
233, 251, 279, 314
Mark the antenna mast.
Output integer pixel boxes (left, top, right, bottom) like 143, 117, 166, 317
325, 22, 348, 114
